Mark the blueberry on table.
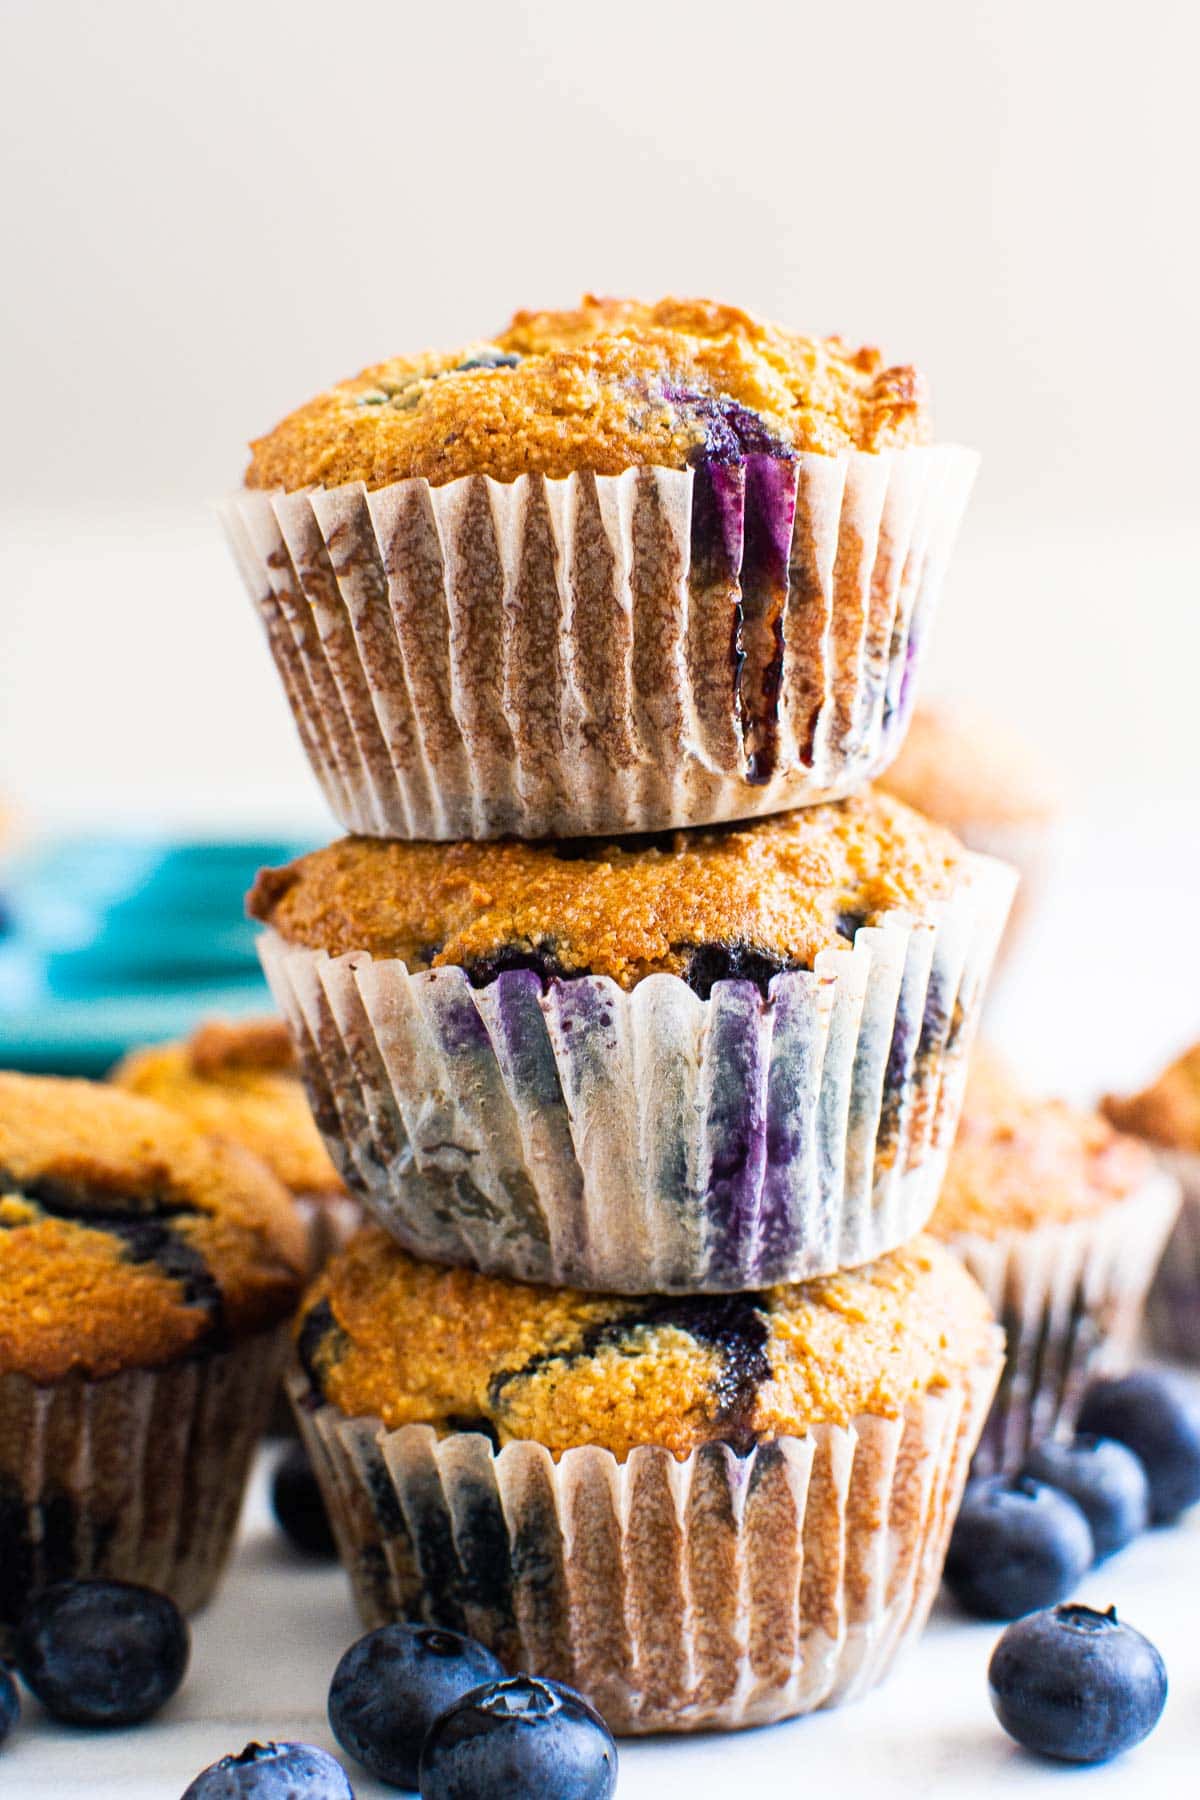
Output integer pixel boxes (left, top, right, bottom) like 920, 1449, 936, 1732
181, 1741, 354, 1797
1021, 1435, 1150, 1559
989, 1603, 1167, 1763
0, 1665, 19, 1745
272, 1444, 337, 1559
944, 1478, 1094, 1620
328, 1624, 504, 1789
1077, 1369, 1200, 1524
16, 1578, 189, 1727
419, 1676, 617, 1800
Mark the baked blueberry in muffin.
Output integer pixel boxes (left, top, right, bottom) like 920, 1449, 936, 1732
291, 1228, 1001, 1732
0, 1072, 306, 1635
249, 793, 1014, 1293
227, 296, 977, 839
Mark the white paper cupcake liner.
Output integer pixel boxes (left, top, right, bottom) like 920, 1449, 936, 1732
258, 853, 1014, 1293
1144, 1149, 1200, 1360
290, 1341, 1000, 1735
948, 816, 1057, 982
942, 1168, 1181, 1477
222, 446, 977, 840
0, 1328, 286, 1645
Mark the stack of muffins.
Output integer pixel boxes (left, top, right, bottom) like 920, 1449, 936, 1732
224, 297, 1017, 1732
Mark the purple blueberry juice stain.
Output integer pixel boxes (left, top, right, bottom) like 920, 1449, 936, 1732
667, 385, 798, 785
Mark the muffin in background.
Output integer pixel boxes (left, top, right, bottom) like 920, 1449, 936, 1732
877, 700, 1062, 971
930, 1049, 1179, 1475
1103, 1042, 1200, 1358
224, 295, 978, 839
112, 1018, 359, 1277
249, 792, 1015, 1294
291, 1228, 1002, 1733
0, 1072, 306, 1639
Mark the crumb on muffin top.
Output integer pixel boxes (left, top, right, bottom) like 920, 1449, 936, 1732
244, 295, 932, 493
0, 1072, 308, 1383
112, 1019, 344, 1200
297, 1228, 998, 1459
929, 1049, 1160, 1240
247, 792, 965, 994
1102, 1042, 1200, 1152
878, 702, 1061, 830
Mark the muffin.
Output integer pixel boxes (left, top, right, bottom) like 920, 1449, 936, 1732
291, 1228, 1002, 1732
1103, 1043, 1200, 1358
112, 1018, 360, 1277
877, 700, 1061, 970
929, 1051, 1180, 1475
0, 1072, 306, 1638
223, 296, 979, 840
248, 792, 1015, 1292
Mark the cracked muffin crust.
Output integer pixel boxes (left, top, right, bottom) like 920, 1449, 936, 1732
112, 1019, 344, 1202
245, 295, 931, 494
247, 791, 965, 995
0, 1072, 307, 1383
296, 1228, 998, 1462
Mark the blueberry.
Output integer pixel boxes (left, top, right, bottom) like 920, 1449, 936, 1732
0, 1665, 18, 1746
454, 352, 521, 372
989, 1603, 1167, 1763
271, 1445, 337, 1560
419, 1677, 617, 1800
328, 1624, 504, 1789
15, 1578, 189, 1727
1021, 1435, 1150, 1559
1077, 1369, 1200, 1523
944, 1478, 1094, 1620
182, 1741, 354, 1797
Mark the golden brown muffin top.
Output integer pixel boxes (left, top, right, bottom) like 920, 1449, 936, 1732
0, 1072, 308, 1383
297, 1228, 997, 1459
929, 1051, 1159, 1240
112, 1019, 344, 1199
245, 295, 931, 493
248, 793, 965, 993
1102, 1042, 1200, 1152
878, 702, 1060, 830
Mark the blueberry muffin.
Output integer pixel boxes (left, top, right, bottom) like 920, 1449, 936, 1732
224, 296, 978, 839
1103, 1043, 1200, 1358
929, 1050, 1179, 1474
113, 1018, 359, 1277
249, 793, 1015, 1292
0, 1072, 307, 1637
292, 1228, 1001, 1732
878, 700, 1061, 972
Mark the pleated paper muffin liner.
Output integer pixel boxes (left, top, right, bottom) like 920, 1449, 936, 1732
257, 853, 1015, 1294
290, 1343, 1001, 1735
0, 1327, 286, 1647
293, 1189, 364, 1282
942, 1168, 1181, 1478
949, 817, 1057, 983
1144, 1149, 1200, 1360
222, 445, 978, 841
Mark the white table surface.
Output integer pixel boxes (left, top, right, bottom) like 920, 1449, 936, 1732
4, 1452, 1198, 1797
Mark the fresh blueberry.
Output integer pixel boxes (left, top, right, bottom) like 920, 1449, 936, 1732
272, 1445, 337, 1560
419, 1676, 617, 1800
328, 1624, 504, 1789
944, 1478, 1094, 1620
1021, 1435, 1150, 1559
182, 1741, 354, 1797
989, 1603, 1167, 1763
0, 1665, 18, 1745
1077, 1369, 1200, 1524
15, 1578, 189, 1727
